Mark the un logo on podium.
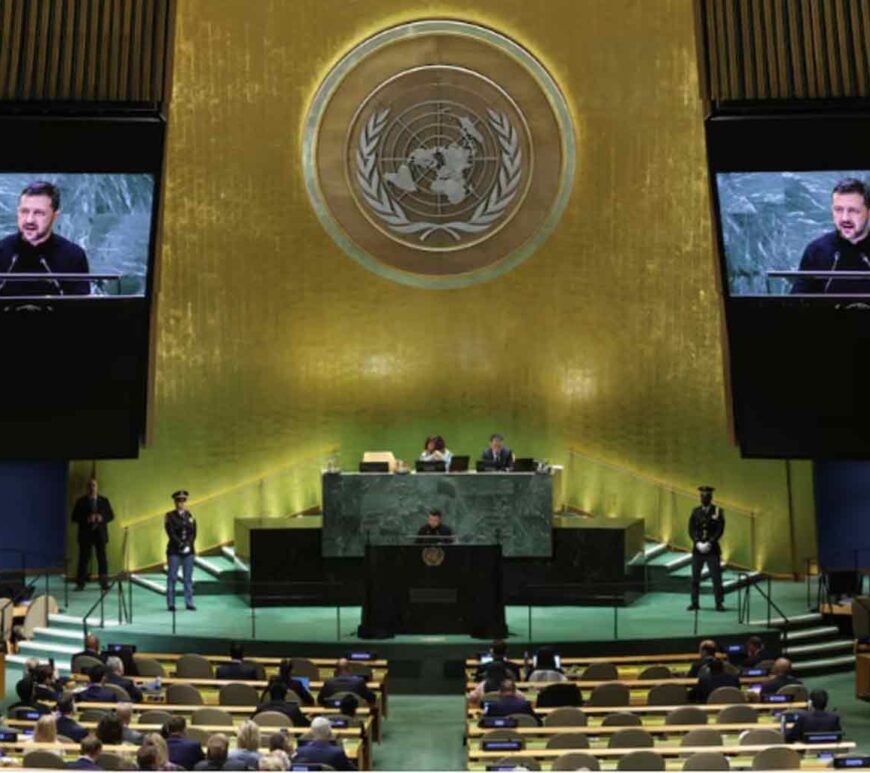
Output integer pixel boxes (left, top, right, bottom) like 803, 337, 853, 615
421, 546, 446, 567
303, 21, 575, 289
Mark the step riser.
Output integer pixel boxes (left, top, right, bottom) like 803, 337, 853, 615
785, 641, 854, 656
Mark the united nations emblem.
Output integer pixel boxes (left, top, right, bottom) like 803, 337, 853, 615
303, 21, 575, 288
421, 546, 446, 567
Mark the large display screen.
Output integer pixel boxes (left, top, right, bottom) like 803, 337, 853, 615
718, 171, 870, 296
0, 173, 154, 298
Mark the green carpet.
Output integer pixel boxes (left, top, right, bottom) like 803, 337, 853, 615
374, 695, 467, 770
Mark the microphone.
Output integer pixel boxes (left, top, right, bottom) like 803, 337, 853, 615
0, 253, 18, 292
825, 251, 841, 293
39, 257, 63, 294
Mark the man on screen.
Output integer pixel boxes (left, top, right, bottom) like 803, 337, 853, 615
0, 181, 90, 296
791, 178, 870, 294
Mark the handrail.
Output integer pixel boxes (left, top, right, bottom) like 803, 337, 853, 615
82, 575, 129, 637
737, 573, 790, 645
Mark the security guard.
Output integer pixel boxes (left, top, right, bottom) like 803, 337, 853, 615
687, 486, 726, 612
165, 490, 197, 612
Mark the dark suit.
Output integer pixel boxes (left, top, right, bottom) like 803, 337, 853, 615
415, 523, 454, 545
292, 740, 356, 771
75, 683, 118, 703
692, 671, 741, 703
785, 709, 842, 742
760, 674, 802, 698
167, 734, 205, 770
56, 715, 88, 742
215, 660, 258, 681
108, 672, 143, 702
480, 447, 513, 470
743, 648, 775, 668
474, 658, 521, 683
66, 757, 102, 770
285, 677, 315, 706
71, 494, 115, 587
318, 674, 376, 706
254, 699, 310, 726
485, 694, 540, 725
688, 504, 725, 606
687, 655, 717, 679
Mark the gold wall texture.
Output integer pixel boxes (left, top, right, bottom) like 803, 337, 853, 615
70, 0, 816, 575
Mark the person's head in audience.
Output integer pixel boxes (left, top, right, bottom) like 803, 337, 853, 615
88, 663, 107, 685
533, 647, 559, 672
23, 656, 40, 674
334, 658, 350, 676
15, 674, 34, 703
116, 702, 134, 728
268, 681, 288, 702
339, 693, 358, 717
746, 635, 764, 659
96, 712, 124, 745
33, 664, 55, 688
269, 731, 293, 755
165, 716, 187, 737
106, 655, 125, 677
699, 639, 717, 658
229, 641, 245, 662
236, 720, 261, 752
80, 734, 103, 762
137, 743, 161, 771
278, 659, 294, 683
310, 716, 333, 742
708, 657, 724, 676
426, 509, 443, 530
57, 696, 76, 717
142, 733, 171, 767
498, 679, 517, 697
205, 733, 230, 765
491, 640, 508, 660
258, 754, 286, 771
33, 714, 58, 743
810, 688, 829, 711
84, 634, 100, 653
771, 657, 792, 676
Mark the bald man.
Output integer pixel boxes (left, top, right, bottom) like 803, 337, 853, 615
759, 658, 803, 698
317, 658, 376, 706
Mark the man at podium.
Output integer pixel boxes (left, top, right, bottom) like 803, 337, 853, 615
415, 509, 454, 544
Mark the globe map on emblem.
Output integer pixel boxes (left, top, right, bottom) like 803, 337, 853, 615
303, 21, 575, 288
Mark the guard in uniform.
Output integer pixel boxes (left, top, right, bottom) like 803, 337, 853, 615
165, 490, 197, 612
687, 485, 726, 612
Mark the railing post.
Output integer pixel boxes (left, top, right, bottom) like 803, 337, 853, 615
766, 576, 772, 628
64, 557, 69, 612
613, 603, 618, 640
100, 592, 104, 629
693, 606, 699, 636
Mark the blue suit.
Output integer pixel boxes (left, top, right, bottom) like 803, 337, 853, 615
292, 741, 356, 771
66, 758, 102, 770
75, 684, 118, 703
167, 734, 205, 770
485, 694, 540, 724
785, 709, 842, 742
56, 715, 88, 742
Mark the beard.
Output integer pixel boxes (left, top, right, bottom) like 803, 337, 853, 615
19, 225, 50, 244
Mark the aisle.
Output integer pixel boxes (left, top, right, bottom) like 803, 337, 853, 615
373, 695, 467, 770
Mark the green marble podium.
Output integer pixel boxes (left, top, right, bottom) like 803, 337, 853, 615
321, 471, 553, 558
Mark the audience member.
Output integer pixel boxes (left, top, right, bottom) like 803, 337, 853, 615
66, 734, 103, 770
30, 714, 63, 753
785, 688, 842, 742
8, 673, 50, 715
276, 659, 314, 706
216, 643, 258, 681
474, 640, 521, 682
338, 694, 358, 720
291, 716, 356, 771
526, 646, 566, 682
254, 682, 309, 726
95, 712, 124, 746
142, 732, 184, 771
71, 635, 103, 672
56, 697, 88, 742
75, 664, 118, 703
318, 659, 375, 706
759, 657, 803, 698
138, 744, 162, 771
32, 663, 62, 702
484, 680, 540, 725
258, 755, 286, 771
691, 655, 740, 702
266, 732, 293, 769
687, 639, 718, 678
106, 655, 144, 702
164, 716, 205, 770
116, 702, 144, 745
194, 733, 246, 770
743, 635, 775, 668
227, 720, 261, 769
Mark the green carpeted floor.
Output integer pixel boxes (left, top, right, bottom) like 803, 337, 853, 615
374, 695, 467, 770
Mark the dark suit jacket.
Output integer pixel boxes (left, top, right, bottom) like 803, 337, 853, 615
760, 673, 802, 698
56, 715, 89, 742
165, 509, 197, 555
0, 232, 90, 296
687, 656, 717, 679
292, 741, 357, 771
71, 495, 115, 546
76, 684, 118, 703
474, 658, 521, 684
66, 758, 102, 770
215, 660, 258, 681
743, 648, 775, 668
318, 674, 376, 706
167, 734, 206, 770
693, 671, 741, 703
254, 699, 310, 726
480, 447, 513, 470
688, 505, 725, 554
785, 709, 842, 742
108, 673, 143, 702
485, 694, 540, 725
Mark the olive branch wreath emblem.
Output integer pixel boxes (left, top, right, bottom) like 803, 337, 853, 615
356, 107, 522, 241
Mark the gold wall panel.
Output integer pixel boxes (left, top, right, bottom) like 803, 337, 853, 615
70, 0, 815, 575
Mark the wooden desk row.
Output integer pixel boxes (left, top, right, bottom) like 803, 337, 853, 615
465, 653, 720, 669
465, 677, 771, 689
467, 701, 809, 718
465, 721, 788, 740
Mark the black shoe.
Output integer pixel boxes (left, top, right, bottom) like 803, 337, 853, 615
167, 605, 176, 612
186, 604, 197, 611
686, 603, 699, 611
716, 603, 726, 612
74, 584, 85, 591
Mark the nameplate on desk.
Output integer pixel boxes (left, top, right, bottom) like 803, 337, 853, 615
742, 667, 768, 676
805, 731, 843, 744
835, 757, 870, 768
329, 718, 349, 728
409, 588, 458, 604
478, 716, 518, 728
763, 693, 793, 703
487, 767, 524, 771
482, 739, 524, 752
347, 651, 375, 661
725, 644, 744, 654
0, 731, 16, 742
